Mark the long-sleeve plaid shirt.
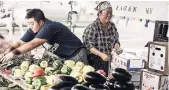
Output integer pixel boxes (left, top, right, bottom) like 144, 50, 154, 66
82, 18, 120, 55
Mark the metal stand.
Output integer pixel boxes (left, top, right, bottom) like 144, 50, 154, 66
68, 1, 78, 32
68, 1, 73, 31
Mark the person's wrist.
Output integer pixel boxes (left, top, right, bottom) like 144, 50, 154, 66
9, 47, 15, 51
11, 49, 21, 55
99, 53, 105, 58
100, 53, 108, 60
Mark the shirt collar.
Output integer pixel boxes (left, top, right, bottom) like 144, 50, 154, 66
44, 19, 51, 25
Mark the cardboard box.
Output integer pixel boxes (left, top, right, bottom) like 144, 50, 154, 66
130, 71, 141, 87
148, 41, 168, 75
140, 69, 168, 90
111, 52, 145, 71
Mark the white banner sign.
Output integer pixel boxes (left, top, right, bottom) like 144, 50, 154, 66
110, 1, 168, 21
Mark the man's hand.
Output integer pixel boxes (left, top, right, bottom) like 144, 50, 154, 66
100, 53, 110, 61
0, 39, 10, 54
0, 53, 5, 59
1, 52, 15, 62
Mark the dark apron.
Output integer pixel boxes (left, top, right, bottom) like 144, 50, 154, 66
87, 54, 111, 76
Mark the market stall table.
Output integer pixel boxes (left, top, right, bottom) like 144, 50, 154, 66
0, 68, 31, 90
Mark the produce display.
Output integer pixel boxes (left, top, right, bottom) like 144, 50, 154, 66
0, 76, 24, 90
49, 68, 135, 90
0, 55, 36, 90
0, 53, 135, 90
8, 55, 95, 90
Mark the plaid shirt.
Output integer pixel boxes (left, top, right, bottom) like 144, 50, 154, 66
82, 18, 119, 54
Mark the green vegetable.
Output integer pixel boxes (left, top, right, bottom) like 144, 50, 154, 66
70, 71, 83, 83
32, 76, 46, 85
53, 60, 63, 70
25, 77, 32, 84
61, 65, 72, 75
20, 61, 30, 72
82, 65, 95, 74
45, 67, 55, 76
32, 76, 46, 90
46, 75, 56, 85
40, 84, 50, 90
13, 69, 24, 78
28, 84, 34, 89
40, 61, 48, 68
64, 60, 75, 67
75, 61, 85, 68
53, 70, 61, 74
12, 66, 20, 75
78, 75, 83, 83
70, 71, 81, 79
32, 79, 42, 90
29, 64, 40, 72
24, 71, 33, 79
72, 66, 83, 72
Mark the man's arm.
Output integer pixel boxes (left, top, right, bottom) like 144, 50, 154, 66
4, 40, 25, 54
12, 24, 54, 54
10, 40, 25, 48
11, 38, 46, 55
3, 28, 34, 54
